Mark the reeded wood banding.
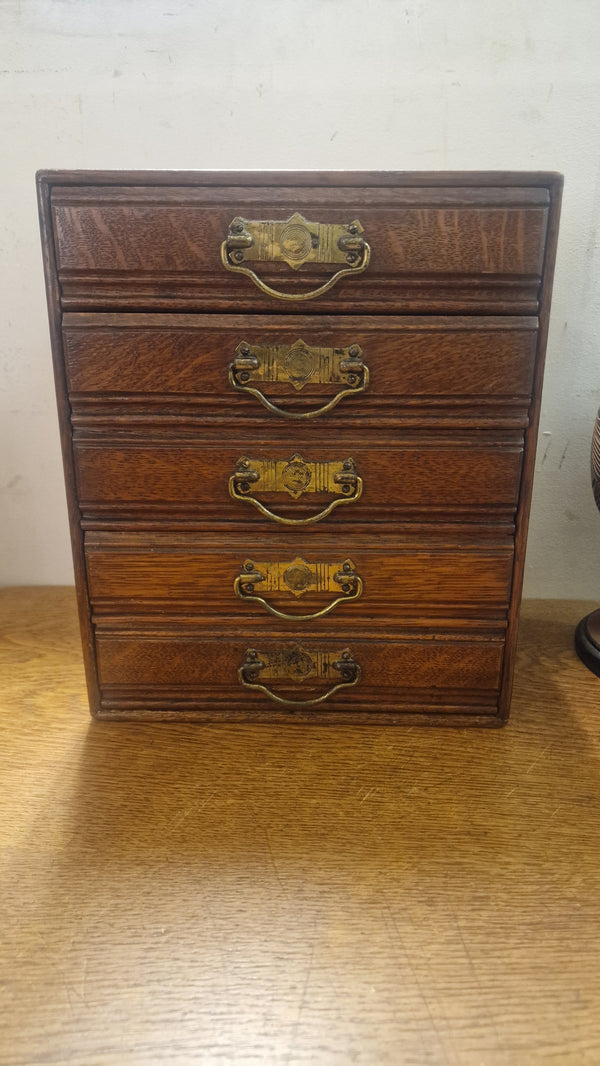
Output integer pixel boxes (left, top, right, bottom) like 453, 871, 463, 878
37, 169, 562, 723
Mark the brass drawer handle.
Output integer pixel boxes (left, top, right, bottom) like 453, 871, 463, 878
238, 644, 361, 706
221, 213, 371, 301
229, 339, 369, 419
229, 453, 362, 525
234, 556, 363, 620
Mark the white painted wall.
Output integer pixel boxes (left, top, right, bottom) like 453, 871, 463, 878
1, 0, 600, 597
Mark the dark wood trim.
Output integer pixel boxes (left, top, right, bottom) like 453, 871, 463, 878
498, 176, 563, 721
37, 168, 563, 190
36, 173, 102, 717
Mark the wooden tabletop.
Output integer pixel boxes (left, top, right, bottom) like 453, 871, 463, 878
1, 588, 599, 1065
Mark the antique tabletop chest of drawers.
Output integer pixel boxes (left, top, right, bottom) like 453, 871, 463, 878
38, 170, 562, 725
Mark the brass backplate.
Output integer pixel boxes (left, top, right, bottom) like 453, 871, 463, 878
237, 557, 359, 599
241, 645, 357, 684
225, 212, 366, 271
232, 339, 365, 392
231, 454, 358, 500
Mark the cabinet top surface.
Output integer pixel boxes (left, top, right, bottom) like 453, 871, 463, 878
36, 168, 564, 189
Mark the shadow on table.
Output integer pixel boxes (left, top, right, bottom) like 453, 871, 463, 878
59, 601, 600, 884
9, 602, 600, 1066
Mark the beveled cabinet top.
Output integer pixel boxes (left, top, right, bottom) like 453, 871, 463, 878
36, 168, 563, 188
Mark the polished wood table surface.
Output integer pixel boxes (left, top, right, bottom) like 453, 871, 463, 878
1, 588, 599, 1066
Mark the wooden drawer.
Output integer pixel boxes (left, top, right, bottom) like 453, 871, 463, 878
50, 177, 549, 313
85, 532, 514, 624
64, 313, 537, 427
94, 627, 505, 721
74, 434, 524, 525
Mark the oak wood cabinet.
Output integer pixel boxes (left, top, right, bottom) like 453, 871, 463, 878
38, 170, 562, 724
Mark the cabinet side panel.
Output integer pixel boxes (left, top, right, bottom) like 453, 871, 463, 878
499, 175, 564, 721
36, 173, 100, 717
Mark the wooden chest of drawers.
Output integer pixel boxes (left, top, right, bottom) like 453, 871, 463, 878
38, 170, 562, 725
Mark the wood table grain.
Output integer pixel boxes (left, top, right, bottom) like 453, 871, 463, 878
1, 588, 599, 1065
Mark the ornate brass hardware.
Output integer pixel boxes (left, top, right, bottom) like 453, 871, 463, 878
229, 453, 362, 525
238, 644, 361, 706
229, 339, 369, 419
234, 557, 363, 620
221, 212, 371, 301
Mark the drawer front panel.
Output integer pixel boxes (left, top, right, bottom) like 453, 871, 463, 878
64, 314, 537, 419
52, 183, 549, 312
74, 437, 523, 523
85, 534, 514, 620
95, 630, 504, 717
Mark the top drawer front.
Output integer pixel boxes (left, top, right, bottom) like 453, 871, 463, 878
51, 184, 549, 313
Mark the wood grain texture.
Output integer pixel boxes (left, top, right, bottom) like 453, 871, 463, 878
1, 587, 600, 1065
498, 173, 563, 720
85, 535, 514, 620
51, 191, 547, 313
73, 437, 524, 523
58, 275, 543, 316
63, 314, 537, 418
38, 167, 562, 188
52, 196, 547, 274
37, 170, 562, 725
47, 177, 555, 315
93, 629, 504, 715
36, 173, 102, 716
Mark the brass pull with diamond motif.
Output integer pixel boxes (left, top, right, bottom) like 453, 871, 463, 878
234, 557, 363, 620
229, 339, 369, 419
229, 454, 362, 525
221, 213, 370, 301
238, 645, 361, 706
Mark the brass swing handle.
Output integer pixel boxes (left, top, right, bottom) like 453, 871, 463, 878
229, 454, 362, 526
238, 645, 361, 706
234, 557, 363, 620
221, 213, 371, 301
229, 340, 369, 419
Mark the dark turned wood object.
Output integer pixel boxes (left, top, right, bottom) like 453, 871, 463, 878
575, 609, 600, 678
37, 170, 563, 724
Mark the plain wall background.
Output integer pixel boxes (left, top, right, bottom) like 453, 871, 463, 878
1, 0, 600, 597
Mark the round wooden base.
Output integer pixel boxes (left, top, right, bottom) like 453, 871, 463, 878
575, 608, 600, 679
